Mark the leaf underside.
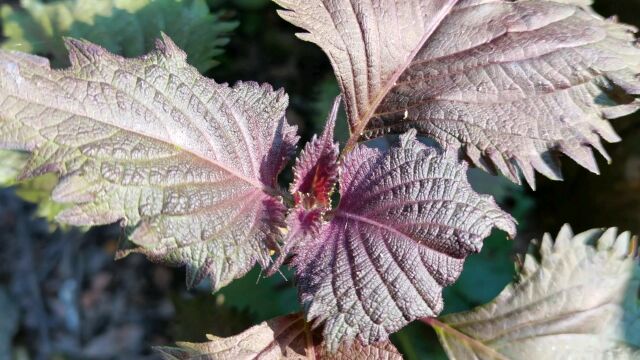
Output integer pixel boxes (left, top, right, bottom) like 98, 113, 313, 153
1, 0, 237, 72
154, 313, 403, 360
0, 35, 298, 290
437, 225, 640, 359
289, 131, 515, 350
275, 0, 640, 188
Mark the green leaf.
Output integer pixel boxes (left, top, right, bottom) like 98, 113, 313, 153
442, 232, 515, 315
216, 266, 299, 322
444, 172, 534, 314
309, 77, 348, 144
431, 225, 640, 359
1, 0, 237, 72
0, 149, 67, 223
170, 292, 253, 342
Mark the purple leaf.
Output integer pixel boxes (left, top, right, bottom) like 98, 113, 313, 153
268, 97, 340, 274
275, 0, 640, 187
291, 96, 341, 210
0, 35, 298, 290
290, 131, 516, 350
268, 206, 324, 275
154, 313, 403, 359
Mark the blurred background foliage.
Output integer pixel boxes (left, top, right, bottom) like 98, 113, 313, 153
0, 0, 637, 359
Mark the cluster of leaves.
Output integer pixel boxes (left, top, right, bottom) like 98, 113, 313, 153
160, 225, 640, 359
0, 0, 638, 357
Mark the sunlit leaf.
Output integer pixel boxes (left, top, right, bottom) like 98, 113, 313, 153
432, 225, 640, 359
288, 131, 515, 350
0, 36, 298, 290
155, 313, 403, 359
275, 0, 640, 187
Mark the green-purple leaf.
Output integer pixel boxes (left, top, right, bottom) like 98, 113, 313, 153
434, 225, 640, 359
275, 0, 640, 187
290, 131, 515, 350
0, 35, 298, 290
155, 313, 403, 359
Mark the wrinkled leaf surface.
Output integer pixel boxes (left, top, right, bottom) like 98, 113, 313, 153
290, 131, 515, 350
436, 225, 640, 359
0, 36, 298, 290
275, 0, 640, 187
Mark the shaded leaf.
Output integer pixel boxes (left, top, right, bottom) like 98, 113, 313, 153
442, 232, 515, 314
1, 0, 237, 72
0, 150, 68, 223
443, 171, 534, 313
155, 313, 403, 359
217, 266, 300, 322
170, 292, 254, 342
289, 131, 515, 350
0, 36, 298, 290
433, 225, 640, 359
275, 0, 640, 187
310, 77, 349, 144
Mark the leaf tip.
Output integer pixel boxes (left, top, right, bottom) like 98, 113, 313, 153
63, 37, 108, 66
155, 32, 187, 61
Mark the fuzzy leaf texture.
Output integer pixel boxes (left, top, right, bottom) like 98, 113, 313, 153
0, 36, 299, 290
434, 225, 640, 359
1, 0, 237, 72
290, 96, 340, 210
275, 0, 640, 188
288, 131, 515, 350
155, 313, 403, 359
0, 0, 237, 223
268, 98, 341, 274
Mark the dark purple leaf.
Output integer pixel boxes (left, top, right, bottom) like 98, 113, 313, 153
290, 131, 515, 350
0, 35, 298, 290
275, 0, 640, 187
